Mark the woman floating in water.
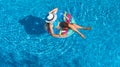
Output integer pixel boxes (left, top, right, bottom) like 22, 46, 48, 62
45, 8, 91, 39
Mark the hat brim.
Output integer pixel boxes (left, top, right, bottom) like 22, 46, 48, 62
46, 15, 57, 24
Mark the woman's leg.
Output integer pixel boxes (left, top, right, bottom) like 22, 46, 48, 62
69, 24, 85, 39
72, 24, 91, 30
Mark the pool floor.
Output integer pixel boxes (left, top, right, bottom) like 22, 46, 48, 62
0, 0, 120, 67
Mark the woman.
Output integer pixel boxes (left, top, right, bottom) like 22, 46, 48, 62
46, 8, 91, 39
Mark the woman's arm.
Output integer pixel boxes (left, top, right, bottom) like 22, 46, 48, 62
49, 8, 58, 14
51, 33, 66, 38
49, 23, 66, 38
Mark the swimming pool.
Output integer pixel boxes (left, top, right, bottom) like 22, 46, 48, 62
0, 0, 120, 67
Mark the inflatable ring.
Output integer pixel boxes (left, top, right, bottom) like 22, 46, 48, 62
48, 11, 76, 38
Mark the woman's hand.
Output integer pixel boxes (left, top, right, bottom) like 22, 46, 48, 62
56, 26, 60, 30
56, 22, 60, 30
49, 8, 58, 14
60, 34, 67, 38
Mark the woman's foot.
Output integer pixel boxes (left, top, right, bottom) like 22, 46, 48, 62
83, 27, 92, 30
80, 34, 85, 39
78, 33, 85, 39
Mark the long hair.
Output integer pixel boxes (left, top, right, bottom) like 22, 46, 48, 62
60, 22, 69, 28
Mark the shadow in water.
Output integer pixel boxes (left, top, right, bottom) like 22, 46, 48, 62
19, 15, 46, 35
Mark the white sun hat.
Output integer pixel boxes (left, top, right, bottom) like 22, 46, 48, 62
45, 13, 57, 24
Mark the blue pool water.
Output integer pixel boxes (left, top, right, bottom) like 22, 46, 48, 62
0, 0, 120, 67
